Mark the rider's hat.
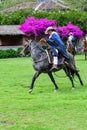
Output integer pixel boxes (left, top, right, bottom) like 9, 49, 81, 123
69, 32, 73, 36
45, 26, 56, 34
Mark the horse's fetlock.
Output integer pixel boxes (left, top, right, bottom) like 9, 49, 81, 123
54, 89, 58, 92
72, 87, 75, 90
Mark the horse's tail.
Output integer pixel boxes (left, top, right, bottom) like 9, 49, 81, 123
65, 52, 79, 76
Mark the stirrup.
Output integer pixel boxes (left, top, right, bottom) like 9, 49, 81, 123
50, 65, 58, 71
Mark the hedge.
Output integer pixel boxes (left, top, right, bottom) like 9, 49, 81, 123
0, 47, 23, 58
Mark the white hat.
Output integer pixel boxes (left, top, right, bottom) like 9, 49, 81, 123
45, 26, 56, 34
69, 32, 73, 35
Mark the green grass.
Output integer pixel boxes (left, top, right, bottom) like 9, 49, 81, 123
0, 55, 87, 130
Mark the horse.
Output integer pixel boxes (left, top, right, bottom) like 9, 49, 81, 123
67, 42, 76, 56
20, 40, 83, 93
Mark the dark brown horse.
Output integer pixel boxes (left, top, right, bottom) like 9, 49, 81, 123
67, 42, 76, 56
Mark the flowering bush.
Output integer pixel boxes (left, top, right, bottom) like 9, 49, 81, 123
19, 16, 56, 39
19, 17, 83, 41
57, 22, 84, 40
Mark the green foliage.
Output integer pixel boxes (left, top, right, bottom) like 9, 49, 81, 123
0, 47, 22, 58
0, 50, 8, 58
64, 0, 87, 11
17, 47, 23, 56
0, 9, 87, 33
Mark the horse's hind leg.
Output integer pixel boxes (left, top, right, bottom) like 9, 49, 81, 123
48, 71, 58, 92
75, 71, 83, 86
64, 68, 75, 89
29, 71, 41, 93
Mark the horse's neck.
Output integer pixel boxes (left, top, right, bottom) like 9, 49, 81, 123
30, 41, 38, 51
30, 40, 45, 60
30, 40, 44, 51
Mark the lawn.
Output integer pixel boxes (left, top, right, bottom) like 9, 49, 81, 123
0, 55, 87, 130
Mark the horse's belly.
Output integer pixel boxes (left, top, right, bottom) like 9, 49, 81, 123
33, 61, 49, 71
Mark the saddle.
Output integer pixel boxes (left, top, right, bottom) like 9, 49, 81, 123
45, 49, 64, 65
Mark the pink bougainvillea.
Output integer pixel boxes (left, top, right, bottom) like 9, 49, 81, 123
19, 16, 56, 38
57, 22, 84, 40
19, 17, 83, 41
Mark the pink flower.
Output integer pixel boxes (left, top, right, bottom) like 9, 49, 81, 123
57, 22, 84, 40
19, 17, 83, 41
19, 17, 56, 39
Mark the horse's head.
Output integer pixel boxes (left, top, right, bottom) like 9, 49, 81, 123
20, 40, 32, 56
39, 38, 47, 46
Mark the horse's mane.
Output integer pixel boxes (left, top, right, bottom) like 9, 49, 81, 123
32, 40, 45, 52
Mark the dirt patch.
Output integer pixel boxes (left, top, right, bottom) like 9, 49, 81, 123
0, 120, 13, 125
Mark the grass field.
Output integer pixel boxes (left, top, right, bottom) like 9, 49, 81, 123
0, 55, 87, 130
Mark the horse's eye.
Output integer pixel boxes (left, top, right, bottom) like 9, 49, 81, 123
24, 44, 27, 47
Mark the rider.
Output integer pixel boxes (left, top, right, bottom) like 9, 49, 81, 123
67, 32, 77, 51
45, 26, 69, 70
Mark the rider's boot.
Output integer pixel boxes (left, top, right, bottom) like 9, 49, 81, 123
50, 57, 58, 71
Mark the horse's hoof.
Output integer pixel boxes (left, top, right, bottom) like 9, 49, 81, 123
29, 89, 32, 93
54, 89, 58, 92
72, 87, 75, 90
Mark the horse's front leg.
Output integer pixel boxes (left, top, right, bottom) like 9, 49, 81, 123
66, 70, 75, 89
48, 71, 58, 92
68, 74, 75, 90
29, 71, 41, 93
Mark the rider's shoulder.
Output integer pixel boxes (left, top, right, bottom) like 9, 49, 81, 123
51, 31, 59, 37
